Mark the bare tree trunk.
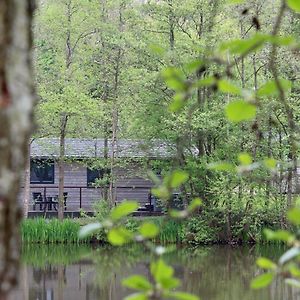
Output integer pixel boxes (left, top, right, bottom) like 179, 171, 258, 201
109, 3, 124, 208
23, 142, 31, 218
58, 115, 68, 220
265, 117, 272, 207
0, 0, 35, 298
103, 123, 109, 201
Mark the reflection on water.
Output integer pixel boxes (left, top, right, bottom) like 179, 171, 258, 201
9, 244, 300, 300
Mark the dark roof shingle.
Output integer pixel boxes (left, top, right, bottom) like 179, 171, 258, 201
30, 138, 175, 159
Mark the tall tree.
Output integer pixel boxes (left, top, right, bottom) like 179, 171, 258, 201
0, 0, 35, 298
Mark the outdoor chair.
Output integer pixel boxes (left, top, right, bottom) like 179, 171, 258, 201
54, 192, 68, 210
32, 192, 43, 211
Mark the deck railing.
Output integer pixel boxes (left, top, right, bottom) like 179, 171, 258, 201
20, 185, 152, 212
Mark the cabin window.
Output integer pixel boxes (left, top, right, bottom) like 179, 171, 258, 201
30, 159, 55, 184
87, 167, 110, 187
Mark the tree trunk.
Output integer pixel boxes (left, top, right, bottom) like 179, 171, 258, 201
58, 115, 68, 220
23, 142, 31, 218
0, 0, 35, 297
103, 124, 109, 202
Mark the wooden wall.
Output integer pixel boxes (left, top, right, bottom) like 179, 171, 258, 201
20, 161, 154, 212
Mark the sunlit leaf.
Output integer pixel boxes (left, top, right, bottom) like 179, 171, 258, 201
289, 264, 300, 277
257, 79, 291, 97
263, 229, 295, 242
110, 201, 138, 221
169, 94, 185, 112
192, 77, 215, 88
151, 186, 170, 200
225, 100, 256, 122
279, 247, 300, 265
220, 34, 268, 55
160, 277, 180, 289
165, 78, 187, 92
287, 0, 300, 12
170, 210, 188, 218
268, 35, 296, 46
238, 152, 252, 165
264, 158, 277, 170
108, 227, 132, 246
188, 198, 202, 212
169, 170, 189, 188
163, 67, 186, 92
78, 222, 102, 238
122, 275, 152, 291
185, 60, 203, 73
139, 222, 159, 238
149, 44, 166, 55
285, 278, 300, 288
208, 162, 235, 171
251, 273, 274, 289
217, 80, 241, 95
256, 257, 277, 270
151, 259, 174, 283
287, 208, 300, 225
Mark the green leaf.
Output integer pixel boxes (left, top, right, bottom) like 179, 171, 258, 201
169, 170, 189, 188
217, 80, 241, 95
285, 278, 300, 288
169, 94, 185, 112
151, 186, 170, 200
185, 60, 203, 73
188, 198, 202, 212
168, 291, 200, 300
289, 264, 300, 277
207, 162, 235, 171
160, 277, 180, 289
165, 78, 187, 92
139, 222, 159, 238
163, 68, 186, 92
263, 229, 295, 242
287, 0, 300, 12
108, 227, 132, 246
238, 152, 252, 165
149, 44, 166, 55
279, 247, 300, 265
78, 222, 102, 238
264, 158, 277, 170
124, 293, 148, 300
287, 208, 300, 225
251, 273, 274, 289
225, 100, 256, 123
169, 210, 188, 218
257, 79, 291, 97
192, 77, 215, 88
220, 34, 268, 55
110, 201, 138, 221
268, 35, 296, 46
122, 275, 152, 291
256, 257, 277, 270
151, 259, 174, 283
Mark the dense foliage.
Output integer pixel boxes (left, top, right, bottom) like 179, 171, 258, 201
33, 0, 300, 299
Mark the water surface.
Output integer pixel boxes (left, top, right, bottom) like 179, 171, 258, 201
10, 244, 300, 300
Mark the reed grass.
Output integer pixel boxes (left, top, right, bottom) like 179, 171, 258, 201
21, 218, 90, 244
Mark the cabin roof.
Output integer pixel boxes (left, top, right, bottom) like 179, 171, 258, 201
30, 138, 176, 159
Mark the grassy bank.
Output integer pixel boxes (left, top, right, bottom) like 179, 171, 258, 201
21, 208, 285, 244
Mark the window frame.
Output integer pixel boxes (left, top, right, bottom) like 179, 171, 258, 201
30, 158, 55, 184
87, 167, 110, 188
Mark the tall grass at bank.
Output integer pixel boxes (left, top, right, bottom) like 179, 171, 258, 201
21, 218, 89, 244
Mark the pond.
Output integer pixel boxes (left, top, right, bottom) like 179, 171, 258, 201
10, 244, 299, 300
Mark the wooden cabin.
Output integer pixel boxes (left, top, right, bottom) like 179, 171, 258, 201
20, 138, 174, 217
